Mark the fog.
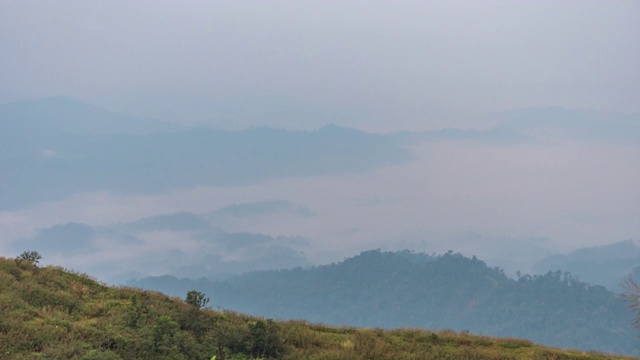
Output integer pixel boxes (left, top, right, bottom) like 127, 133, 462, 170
2, 132, 638, 281
1, 1, 639, 131
0, 1, 639, 282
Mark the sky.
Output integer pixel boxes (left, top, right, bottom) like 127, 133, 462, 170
1, 1, 639, 131
0, 1, 639, 281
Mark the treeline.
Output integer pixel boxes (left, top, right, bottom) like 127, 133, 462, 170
132, 250, 639, 356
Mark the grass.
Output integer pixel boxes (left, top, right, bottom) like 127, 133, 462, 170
0, 256, 636, 359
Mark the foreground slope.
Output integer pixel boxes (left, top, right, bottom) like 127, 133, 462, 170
1, 257, 636, 359
133, 250, 639, 356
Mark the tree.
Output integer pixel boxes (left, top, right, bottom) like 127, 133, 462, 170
249, 319, 282, 359
15, 250, 42, 266
185, 290, 209, 309
621, 275, 640, 329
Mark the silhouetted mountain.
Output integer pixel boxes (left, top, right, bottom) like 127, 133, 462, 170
393, 127, 530, 144
14, 214, 310, 283
0, 96, 180, 137
495, 107, 640, 144
533, 240, 640, 291
211, 199, 315, 219
0, 98, 411, 209
393, 107, 640, 145
17, 222, 97, 256
131, 250, 639, 356
120, 212, 212, 232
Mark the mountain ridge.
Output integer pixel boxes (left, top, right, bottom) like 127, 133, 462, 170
131, 249, 639, 356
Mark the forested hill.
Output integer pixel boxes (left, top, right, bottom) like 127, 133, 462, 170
4, 256, 638, 359
132, 250, 639, 356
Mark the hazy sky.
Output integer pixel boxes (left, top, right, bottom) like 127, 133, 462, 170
1, 1, 639, 280
1, 1, 639, 131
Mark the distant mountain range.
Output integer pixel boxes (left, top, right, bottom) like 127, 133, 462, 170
393, 106, 640, 145
14, 201, 639, 291
494, 107, 640, 144
0, 98, 411, 209
533, 240, 640, 291
3, 97, 638, 210
13, 208, 312, 283
130, 250, 639, 356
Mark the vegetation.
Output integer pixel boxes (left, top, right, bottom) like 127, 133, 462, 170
621, 275, 640, 330
186, 290, 210, 309
133, 250, 639, 356
15, 250, 42, 266
1, 256, 636, 359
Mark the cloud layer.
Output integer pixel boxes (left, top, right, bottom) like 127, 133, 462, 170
1, 1, 638, 130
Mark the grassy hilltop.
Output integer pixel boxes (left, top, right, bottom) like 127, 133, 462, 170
0, 256, 636, 360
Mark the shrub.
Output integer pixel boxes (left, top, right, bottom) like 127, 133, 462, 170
15, 251, 42, 266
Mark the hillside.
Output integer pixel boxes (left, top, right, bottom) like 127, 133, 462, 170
132, 250, 639, 356
1, 256, 637, 359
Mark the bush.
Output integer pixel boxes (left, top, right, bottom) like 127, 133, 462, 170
15, 251, 42, 266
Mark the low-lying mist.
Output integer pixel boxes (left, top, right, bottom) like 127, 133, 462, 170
2, 120, 638, 284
